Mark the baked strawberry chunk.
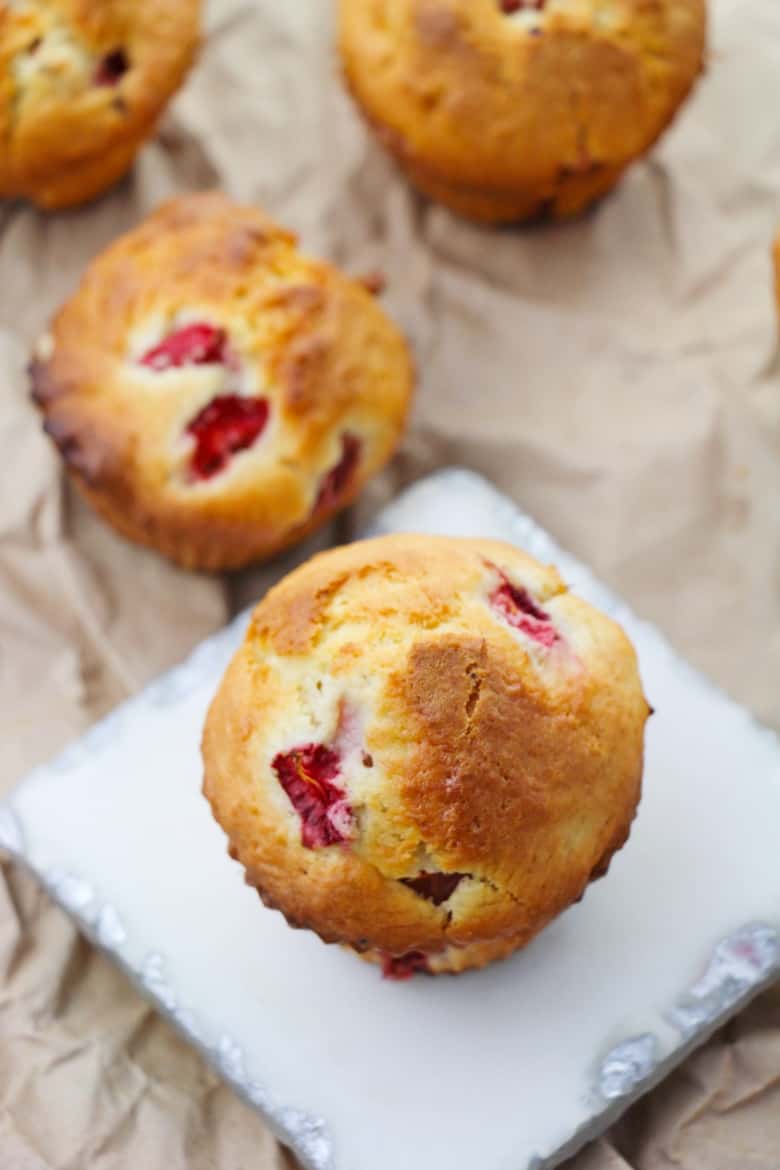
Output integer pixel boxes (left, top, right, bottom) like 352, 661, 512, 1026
490, 576, 560, 648
402, 872, 465, 906
95, 48, 130, 86
140, 323, 228, 371
500, 0, 546, 12
315, 433, 361, 512
382, 951, 431, 980
186, 395, 269, 480
272, 744, 353, 849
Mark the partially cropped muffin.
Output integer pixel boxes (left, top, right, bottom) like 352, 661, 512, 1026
203, 535, 650, 976
0, 0, 201, 209
31, 193, 414, 570
338, 0, 707, 224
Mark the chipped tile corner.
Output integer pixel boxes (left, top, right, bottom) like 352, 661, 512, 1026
669, 922, 780, 1039
595, 1033, 659, 1102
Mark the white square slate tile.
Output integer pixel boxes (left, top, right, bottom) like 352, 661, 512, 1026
2, 469, 779, 1170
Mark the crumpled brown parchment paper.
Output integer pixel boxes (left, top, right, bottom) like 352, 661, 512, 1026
1, 1, 779, 1167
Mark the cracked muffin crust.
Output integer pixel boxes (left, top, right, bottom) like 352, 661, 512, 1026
0, 0, 201, 209
30, 193, 413, 571
338, 0, 706, 224
202, 534, 650, 976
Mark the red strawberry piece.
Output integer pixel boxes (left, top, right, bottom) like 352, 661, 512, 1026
140, 323, 228, 371
500, 0, 546, 12
315, 434, 361, 512
95, 48, 130, 86
490, 577, 560, 649
402, 872, 466, 906
381, 951, 431, 980
186, 395, 269, 480
272, 744, 353, 849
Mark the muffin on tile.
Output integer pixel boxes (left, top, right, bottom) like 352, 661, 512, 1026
31, 193, 414, 570
338, 0, 706, 224
203, 535, 650, 977
0, 0, 202, 210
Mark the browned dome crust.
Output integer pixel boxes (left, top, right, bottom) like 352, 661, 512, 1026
0, 0, 202, 210
31, 193, 414, 571
203, 534, 650, 974
338, 0, 707, 224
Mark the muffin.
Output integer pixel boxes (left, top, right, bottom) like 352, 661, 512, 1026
0, 0, 201, 209
31, 193, 414, 571
338, 0, 707, 224
203, 535, 650, 977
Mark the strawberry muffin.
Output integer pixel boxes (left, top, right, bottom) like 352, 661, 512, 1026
31, 193, 413, 570
338, 0, 707, 224
0, 0, 202, 210
203, 535, 650, 976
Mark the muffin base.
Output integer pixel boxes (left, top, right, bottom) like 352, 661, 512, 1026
16, 137, 146, 211
397, 157, 626, 226
9, 134, 146, 211
70, 474, 365, 573
356, 933, 529, 977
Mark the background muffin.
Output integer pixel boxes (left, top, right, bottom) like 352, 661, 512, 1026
0, 0, 201, 209
203, 535, 650, 976
338, 0, 707, 224
31, 193, 414, 570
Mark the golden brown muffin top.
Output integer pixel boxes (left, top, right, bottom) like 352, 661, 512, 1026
0, 0, 201, 198
339, 0, 706, 189
203, 535, 650, 955
31, 193, 414, 570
